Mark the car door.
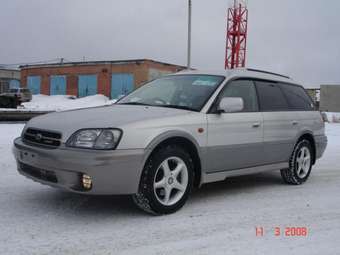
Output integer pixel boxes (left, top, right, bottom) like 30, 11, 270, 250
255, 80, 300, 164
206, 79, 264, 173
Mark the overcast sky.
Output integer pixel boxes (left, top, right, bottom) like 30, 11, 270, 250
1, 0, 339, 85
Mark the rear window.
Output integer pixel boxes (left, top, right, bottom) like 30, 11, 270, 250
278, 83, 314, 110
9, 89, 18, 93
255, 81, 289, 111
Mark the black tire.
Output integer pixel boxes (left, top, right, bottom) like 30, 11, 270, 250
281, 139, 313, 185
132, 144, 194, 215
0, 96, 12, 108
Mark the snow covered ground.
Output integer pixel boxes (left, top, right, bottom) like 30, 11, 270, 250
0, 94, 116, 112
0, 123, 339, 254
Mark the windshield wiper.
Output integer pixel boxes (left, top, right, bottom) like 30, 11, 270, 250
157, 105, 197, 112
120, 102, 197, 111
119, 102, 151, 106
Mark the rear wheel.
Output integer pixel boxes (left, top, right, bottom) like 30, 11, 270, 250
281, 139, 313, 185
133, 145, 194, 215
0, 96, 14, 108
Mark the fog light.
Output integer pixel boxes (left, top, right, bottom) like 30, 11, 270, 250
82, 174, 92, 190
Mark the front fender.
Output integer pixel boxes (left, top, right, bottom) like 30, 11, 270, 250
141, 130, 206, 184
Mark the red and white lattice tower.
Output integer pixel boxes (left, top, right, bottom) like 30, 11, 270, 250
225, 0, 248, 69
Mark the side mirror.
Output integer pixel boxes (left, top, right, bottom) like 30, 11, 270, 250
217, 97, 244, 113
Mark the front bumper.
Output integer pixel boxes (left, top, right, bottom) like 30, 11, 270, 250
13, 137, 146, 195
315, 134, 328, 160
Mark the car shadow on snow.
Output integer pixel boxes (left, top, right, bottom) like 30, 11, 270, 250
24, 171, 285, 217
190, 171, 285, 202
27, 189, 145, 218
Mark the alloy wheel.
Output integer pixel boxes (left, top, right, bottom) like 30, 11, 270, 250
296, 146, 311, 178
153, 157, 189, 206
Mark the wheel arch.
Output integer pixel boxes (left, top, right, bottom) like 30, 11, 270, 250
296, 132, 316, 165
144, 131, 203, 188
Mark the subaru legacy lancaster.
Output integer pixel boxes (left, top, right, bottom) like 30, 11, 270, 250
13, 69, 327, 214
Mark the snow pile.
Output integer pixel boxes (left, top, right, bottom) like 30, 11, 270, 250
20, 94, 117, 112
324, 112, 340, 123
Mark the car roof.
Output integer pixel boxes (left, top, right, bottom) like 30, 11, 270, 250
171, 68, 299, 85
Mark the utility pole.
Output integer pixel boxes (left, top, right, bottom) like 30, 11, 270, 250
187, 0, 192, 69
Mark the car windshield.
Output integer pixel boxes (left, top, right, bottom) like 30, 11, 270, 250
118, 75, 225, 111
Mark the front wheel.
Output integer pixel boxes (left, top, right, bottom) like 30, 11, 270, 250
133, 145, 194, 215
281, 139, 313, 185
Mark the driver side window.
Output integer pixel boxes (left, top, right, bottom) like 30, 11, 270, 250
219, 79, 259, 112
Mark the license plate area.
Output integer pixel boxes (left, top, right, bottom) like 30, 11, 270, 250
19, 162, 58, 183
19, 150, 38, 165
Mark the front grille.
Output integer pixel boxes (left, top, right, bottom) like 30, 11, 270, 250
23, 128, 62, 148
19, 163, 58, 183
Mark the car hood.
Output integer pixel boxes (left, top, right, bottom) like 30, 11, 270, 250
25, 105, 192, 140
1, 93, 15, 96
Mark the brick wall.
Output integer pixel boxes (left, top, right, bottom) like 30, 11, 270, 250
20, 60, 184, 98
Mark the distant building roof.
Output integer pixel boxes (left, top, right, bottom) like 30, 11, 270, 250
0, 68, 20, 72
20, 59, 187, 70
0, 68, 20, 79
320, 84, 340, 87
304, 84, 340, 89
304, 84, 321, 89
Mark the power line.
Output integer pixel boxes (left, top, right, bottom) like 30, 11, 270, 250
187, 0, 192, 69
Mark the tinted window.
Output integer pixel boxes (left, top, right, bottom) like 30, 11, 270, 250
279, 83, 314, 110
220, 80, 258, 112
255, 81, 289, 111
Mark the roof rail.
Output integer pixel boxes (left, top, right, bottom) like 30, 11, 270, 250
246, 68, 291, 79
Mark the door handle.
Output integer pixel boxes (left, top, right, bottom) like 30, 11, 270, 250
252, 122, 261, 128
292, 121, 299, 126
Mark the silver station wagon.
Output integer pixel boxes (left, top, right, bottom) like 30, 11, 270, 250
13, 69, 327, 214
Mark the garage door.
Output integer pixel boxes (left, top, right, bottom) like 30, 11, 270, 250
27, 76, 41, 95
78, 75, 97, 97
111, 74, 134, 99
50, 75, 66, 95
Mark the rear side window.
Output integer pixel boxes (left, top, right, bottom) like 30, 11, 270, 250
255, 81, 289, 111
278, 83, 314, 110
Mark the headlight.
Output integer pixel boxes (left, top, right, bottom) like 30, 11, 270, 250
67, 129, 122, 150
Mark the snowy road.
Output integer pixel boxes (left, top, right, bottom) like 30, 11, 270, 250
0, 123, 339, 255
